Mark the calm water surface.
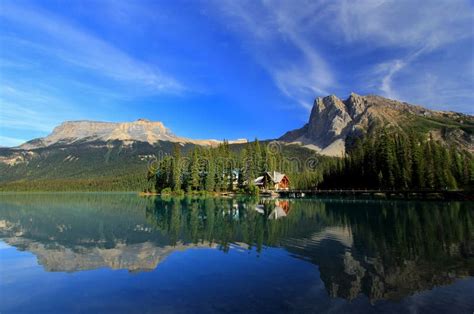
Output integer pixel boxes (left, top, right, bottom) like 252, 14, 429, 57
0, 193, 473, 313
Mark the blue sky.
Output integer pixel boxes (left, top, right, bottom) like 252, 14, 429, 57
0, 0, 473, 146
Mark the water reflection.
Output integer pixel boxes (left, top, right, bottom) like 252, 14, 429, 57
0, 193, 472, 303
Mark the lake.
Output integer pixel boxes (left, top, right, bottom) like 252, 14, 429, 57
0, 193, 473, 313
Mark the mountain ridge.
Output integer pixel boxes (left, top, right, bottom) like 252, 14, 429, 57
279, 93, 474, 156
17, 119, 247, 150
7, 93, 474, 156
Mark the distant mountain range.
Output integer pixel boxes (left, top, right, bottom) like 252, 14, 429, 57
1, 93, 473, 188
8, 93, 474, 156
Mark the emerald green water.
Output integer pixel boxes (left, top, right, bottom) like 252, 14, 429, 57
0, 193, 473, 313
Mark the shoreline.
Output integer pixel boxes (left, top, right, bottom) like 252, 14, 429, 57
139, 190, 474, 201
0, 190, 472, 201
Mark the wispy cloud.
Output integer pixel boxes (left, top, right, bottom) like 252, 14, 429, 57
213, 0, 473, 112
325, 0, 474, 106
331, 0, 472, 48
0, 135, 26, 147
0, 3, 190, 143
0, 101, 67, 133
0, 3, 185, 94
214, 1, 334, 110
0, 82, 84, 135
0, 0, 472, 147
377, 46, 430, 99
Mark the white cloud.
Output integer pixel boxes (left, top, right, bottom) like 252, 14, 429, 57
214, 0, 473, 112
327, 0, 474, 106
0, 135, 26, 147
330, 0, 473, 49
0, 3, 185, 94
214, 1, 335, 111
0, 3, 189, 140
377, 45, 430, 99
0, 83, 84, 135
379, 60, 405, 99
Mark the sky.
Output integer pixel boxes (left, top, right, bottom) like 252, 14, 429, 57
0, 0, 473, 147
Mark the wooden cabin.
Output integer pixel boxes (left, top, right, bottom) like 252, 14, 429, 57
254, 171, 290, 190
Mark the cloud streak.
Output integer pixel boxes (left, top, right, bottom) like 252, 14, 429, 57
377, 46, 431, 99
325, 0, 474, 105
213, 0, 473, 112
0, 3, 185, 94
0, 0, 472, 147
214, 0, 334, 110
0, 2, 189, 145
261, 0, 474, 111
0, 83, 83, 134
0, 135, 26, 147
332, 0, 472, 49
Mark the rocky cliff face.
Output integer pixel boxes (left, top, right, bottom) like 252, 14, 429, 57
18, 119, 246, 149
279, 93, 474, 157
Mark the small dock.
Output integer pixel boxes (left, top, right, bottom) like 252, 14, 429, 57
275, 189, 474, 201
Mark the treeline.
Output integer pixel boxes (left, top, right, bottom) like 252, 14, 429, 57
149, 131, 474, 193
148, 140, 335, 194
0, 174, 150, 192
319, 130, 474, 190
6, 132, 470, 193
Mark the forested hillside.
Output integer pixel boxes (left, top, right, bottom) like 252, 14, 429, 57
147, 133, 474, 194
2, 133, 472, 192
319, 130, 474, 190
0, 139, 328, 192
0, 140, 194, 191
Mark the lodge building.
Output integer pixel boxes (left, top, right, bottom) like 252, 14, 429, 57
254, 171, 290, 190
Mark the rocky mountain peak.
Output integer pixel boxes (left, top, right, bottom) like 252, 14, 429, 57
307, 95, 352, 147
280, 93, 473, 157
345, 92, 367, 117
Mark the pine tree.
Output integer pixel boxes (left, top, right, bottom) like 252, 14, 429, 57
190, 148, 200, 191
410, 134, 425, 189
171, 144, 182, 191
260, 144, 268, 174
423, 140, 435, 189
376, 130, 396, 189
432, 143, 446, 189
254, 139, 262, 176
205, 161, 216, 191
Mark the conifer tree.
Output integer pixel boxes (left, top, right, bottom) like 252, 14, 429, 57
190, 148, 200, 191
205, 161, 216, 191
171, 144, 182, 191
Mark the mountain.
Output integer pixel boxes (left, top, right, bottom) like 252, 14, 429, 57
0, 119, 250, 190
18, 118, 246, 150
1, 93, 473, 191
0, 121, 313, 191
279, 93, 474, 156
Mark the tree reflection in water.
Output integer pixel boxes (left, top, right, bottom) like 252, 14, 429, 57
0, 193, 472, 302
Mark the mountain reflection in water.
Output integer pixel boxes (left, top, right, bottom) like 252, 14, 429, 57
0, 193, 473, 307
